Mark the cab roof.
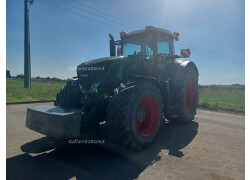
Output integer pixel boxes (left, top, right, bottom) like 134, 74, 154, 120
120, 26, 174, 39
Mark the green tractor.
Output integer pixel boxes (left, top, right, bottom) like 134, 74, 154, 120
26, 26, 199, 150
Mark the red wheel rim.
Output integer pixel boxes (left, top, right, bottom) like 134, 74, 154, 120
185, 80, 195, 111
136, 96, 159, 136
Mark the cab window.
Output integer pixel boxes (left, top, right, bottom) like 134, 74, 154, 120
157, 41, 170, 55
123, 42, 141, 55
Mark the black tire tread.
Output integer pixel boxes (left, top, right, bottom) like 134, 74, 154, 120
168, 66, 199, 123
106, 81, 164, 151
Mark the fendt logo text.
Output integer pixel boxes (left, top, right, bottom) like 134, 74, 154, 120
77, 67, 105, 71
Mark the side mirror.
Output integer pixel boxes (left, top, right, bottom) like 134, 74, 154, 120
181, 49, 191, 58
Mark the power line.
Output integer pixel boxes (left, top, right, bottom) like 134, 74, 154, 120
38, 0, 122, 30
177, 40, 242, 62
64, 1, 244, 65
38, 0, 243, 67
54, 0, 136, 30
177, 41, 242, 63
175, 46, 244, 66
68, 2, 244, 65
176, 47, 243, 65
71, 0, 141, 30
176, 42, 242, 63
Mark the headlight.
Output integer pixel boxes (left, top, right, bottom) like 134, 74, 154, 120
90, 81, 102, 93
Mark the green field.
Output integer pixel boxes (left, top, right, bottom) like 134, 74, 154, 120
6, 80, 245, 114
6, 80, 65, 103
198, 87, 245, 114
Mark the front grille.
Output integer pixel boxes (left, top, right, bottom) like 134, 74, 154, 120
77, 58, 114, 90
78, 70, 105, 89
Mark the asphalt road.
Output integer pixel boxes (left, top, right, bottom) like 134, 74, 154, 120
6, 103, 245, 180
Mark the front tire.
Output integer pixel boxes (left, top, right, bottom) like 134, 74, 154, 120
54, 80, 82, 108
106, 81, 164, 150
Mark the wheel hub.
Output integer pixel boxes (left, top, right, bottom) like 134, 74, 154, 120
137, 108, 146, 123
136, 96, 159, 136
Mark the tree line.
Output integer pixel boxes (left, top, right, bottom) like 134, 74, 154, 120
8, 74, 66, 82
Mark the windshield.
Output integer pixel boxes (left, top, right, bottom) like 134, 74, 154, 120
123, 42, 141, 56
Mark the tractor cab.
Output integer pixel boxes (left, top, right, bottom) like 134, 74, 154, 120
109, 26, 181, 76
110, 26, 179, 59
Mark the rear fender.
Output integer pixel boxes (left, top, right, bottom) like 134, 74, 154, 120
175, 60, 199, 80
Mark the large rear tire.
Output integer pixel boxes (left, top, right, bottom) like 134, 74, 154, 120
168, 66, 199, 123
106, 81, 164, 151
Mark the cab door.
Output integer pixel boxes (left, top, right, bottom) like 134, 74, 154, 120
156, 39, 174, 77
142, 44, 155, 76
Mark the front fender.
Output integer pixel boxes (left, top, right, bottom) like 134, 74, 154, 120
124, 75, 170, 115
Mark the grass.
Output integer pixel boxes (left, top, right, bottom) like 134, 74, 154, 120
6, 80, 245, 114
198, 87, 245, 114
6, 80, 65, 103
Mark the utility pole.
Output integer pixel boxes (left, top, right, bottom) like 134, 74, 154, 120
24, 0, 34, 88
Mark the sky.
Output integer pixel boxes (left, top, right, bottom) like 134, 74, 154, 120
6, 0, 245, 85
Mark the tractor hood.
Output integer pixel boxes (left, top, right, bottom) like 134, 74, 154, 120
77, 56, 120, 90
